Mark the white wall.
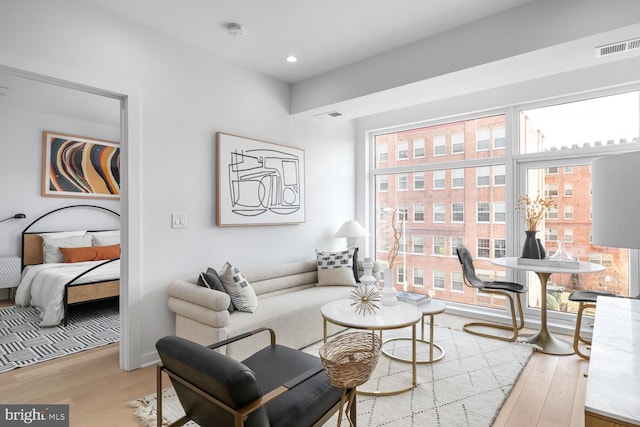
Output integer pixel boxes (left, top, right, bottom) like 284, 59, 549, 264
0, 0, 358, 366
0, 107, 121, 256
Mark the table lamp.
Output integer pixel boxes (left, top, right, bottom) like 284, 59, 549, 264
335, 219, 368, 250
592, 150, 640, 251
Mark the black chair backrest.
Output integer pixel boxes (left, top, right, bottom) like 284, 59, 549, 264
156, 335, 270, 427
455, 246, 486, 289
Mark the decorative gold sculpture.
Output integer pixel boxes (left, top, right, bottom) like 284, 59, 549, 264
350, 285, 382, 316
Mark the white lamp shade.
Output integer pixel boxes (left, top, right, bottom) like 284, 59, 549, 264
335, 220, 368, 238
592, 150, 640, 249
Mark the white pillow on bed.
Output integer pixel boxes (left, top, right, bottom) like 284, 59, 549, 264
90, 230, 120, 246
42, 235, 93, 263
39, 230, 86, 239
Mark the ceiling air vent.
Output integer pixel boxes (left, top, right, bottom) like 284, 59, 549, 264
313, 110, 343, 119
595, 37, 640, 57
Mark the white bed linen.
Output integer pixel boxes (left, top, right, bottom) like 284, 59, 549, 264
15, 260, 120, 326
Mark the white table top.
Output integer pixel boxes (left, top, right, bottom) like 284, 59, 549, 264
416, 299, 446, 315
321, 298, 421, 330
492, 256, 605, 274
585, 297, 640, 424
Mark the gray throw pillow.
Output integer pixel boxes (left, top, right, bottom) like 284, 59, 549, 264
197, 267, 235, 313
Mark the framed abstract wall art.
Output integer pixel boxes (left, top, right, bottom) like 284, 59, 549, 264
216, 132, 305, 226
42, 131, 120, 199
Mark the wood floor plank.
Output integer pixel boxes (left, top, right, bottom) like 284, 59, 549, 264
538, 355, 583, 426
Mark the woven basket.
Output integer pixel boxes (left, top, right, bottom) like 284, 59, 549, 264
319, 332, 382, 389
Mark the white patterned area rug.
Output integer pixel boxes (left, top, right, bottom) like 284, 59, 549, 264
130, 326, 533, 427
0, 299, 119, 373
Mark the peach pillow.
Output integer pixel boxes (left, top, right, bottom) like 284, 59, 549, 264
59, 244, 120, 263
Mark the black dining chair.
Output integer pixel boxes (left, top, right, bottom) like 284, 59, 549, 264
456, 246, 528, 342
156, 328, 349, 427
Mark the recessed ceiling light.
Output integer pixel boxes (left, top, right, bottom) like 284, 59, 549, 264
286, 55, 298, 63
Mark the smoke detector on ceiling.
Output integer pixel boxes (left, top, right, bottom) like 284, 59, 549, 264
227, 23, 244, 36
595, 37, 640, 57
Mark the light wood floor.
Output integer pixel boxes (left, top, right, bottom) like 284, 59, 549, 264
0, 312, 590, 426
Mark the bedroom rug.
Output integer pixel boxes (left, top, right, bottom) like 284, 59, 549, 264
129, 326, 533, 427
0, 299, 119, 373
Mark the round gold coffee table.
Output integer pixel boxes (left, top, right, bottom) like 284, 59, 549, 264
321, 298, 421, 396
382, 299, 446, 364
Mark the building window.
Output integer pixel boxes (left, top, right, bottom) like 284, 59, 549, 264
493, 165, 506, 186
564, 183, 573, 196
379, 144, 388, 162
564, 205, 573, 220
477, 239, 490, 258
434, 135, 446, 156
452, 133, 465, 153
564, 229, 574, 242
398, 266, 406, 284
398, 140, 408, 160
452, 168, 464, 188
452, 271, 464, 292
452, 202, 464, 223
414, 204, 424, 222
413, 236, 424, 253
494, 239, 506, 258
547, 166, 558, 174
494, 202, 506, 223
433, 170, 446, 189
379, 175, 388, 192
451, 237, 464, 255
546, 228, 558, 242
477, 166, 490, 186
413, 268, 425, 287
398, 173, 408, 191
564, 166, 573, 174
546, 206, 558, 220
477, 202, 490, 223
414, 138, 425, 158
433, 270, 445, 289
493, 127, 506, 148
546, 183, 558, 197
433, 203, 445, 223
477, 129, 490, 151
433, 236, 445, 255
414, 172, 425, 190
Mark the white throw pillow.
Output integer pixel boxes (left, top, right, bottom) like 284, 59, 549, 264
39, 230, 86, 239
316, 249, 357, 286
218, 261, 258, 313
42, 235, 93, 263
90, 230, 120, 246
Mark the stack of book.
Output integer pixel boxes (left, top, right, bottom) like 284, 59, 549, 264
396, 291, 429, 305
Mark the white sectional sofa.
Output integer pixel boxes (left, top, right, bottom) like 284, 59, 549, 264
168, 258, 382, 361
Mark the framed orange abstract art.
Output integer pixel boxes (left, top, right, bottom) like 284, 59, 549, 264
42, 131, 120, 199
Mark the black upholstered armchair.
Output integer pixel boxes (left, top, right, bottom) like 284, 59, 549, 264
155, 328, 349, 427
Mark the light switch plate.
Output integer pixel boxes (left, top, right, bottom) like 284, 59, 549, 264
172, 213, 187, 228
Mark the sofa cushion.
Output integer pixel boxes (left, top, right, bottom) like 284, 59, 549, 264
315, 249, 356, 286
197, 268, 234, 312
219, 262, 258, 313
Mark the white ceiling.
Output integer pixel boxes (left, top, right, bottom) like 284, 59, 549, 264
81, 0, 534, 84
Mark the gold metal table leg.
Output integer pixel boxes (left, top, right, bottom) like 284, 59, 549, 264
523, 271, 574, 355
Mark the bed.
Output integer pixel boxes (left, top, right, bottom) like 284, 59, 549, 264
15, 205, 120, 326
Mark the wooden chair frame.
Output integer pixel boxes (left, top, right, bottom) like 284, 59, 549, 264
156, 328, 350, 427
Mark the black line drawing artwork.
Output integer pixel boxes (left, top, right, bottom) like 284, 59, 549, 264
227, 148, 301, 217
217, 132, 305, 226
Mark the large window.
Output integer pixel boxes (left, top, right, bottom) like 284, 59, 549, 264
372, 91, 640, 317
